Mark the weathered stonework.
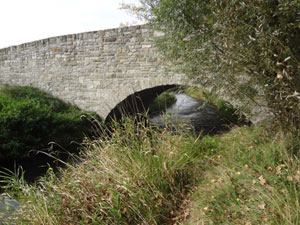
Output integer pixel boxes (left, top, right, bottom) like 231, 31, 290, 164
0, 25, 269, 123
0, 25, 185, 119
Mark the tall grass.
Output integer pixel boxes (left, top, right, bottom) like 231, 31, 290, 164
5, 118, 217, 224
2, 117, 298, 224
188, 126, 300, 225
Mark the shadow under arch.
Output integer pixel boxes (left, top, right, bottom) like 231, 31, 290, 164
105, 84, 179, 123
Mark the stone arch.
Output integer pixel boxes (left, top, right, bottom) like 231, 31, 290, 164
105, 84, 179, 122
0, 25, 186, 120
0, 24, 267, 123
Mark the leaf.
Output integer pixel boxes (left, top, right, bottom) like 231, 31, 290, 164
266, 167, 273, 172
258, 175, 266, 185
276, 166, 281, 175
258, 203, 266, 210
277, 73, 284, 79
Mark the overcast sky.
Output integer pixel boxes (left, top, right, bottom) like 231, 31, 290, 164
0, 0, 142, 49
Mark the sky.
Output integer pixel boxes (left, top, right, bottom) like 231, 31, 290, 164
0, 0, 142, 49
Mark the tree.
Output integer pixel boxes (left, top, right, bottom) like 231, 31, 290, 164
122, 0, 300, 132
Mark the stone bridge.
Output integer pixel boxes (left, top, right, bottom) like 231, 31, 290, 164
0, 25, 269, 123
0, 25, 185, 120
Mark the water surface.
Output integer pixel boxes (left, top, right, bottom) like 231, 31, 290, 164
149, 94, 225, 134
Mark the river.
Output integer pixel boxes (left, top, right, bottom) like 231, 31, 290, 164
149, 93, 225, 135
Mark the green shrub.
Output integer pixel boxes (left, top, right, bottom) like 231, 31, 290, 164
0, 86, 99, 161
148, 90, 176, 115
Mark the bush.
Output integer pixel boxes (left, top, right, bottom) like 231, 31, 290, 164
148, 90, 176, 115
0, 86, 99, 161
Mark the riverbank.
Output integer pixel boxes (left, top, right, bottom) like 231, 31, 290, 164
2, 119, 299, 224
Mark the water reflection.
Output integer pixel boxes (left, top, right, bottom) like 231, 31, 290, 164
0, 194, 19, 223
149, 94, 225, 135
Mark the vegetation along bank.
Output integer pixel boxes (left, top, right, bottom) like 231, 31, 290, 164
1, 0, 300, 223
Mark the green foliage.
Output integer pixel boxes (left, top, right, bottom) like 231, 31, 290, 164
0, 165, 25, 196
183, 87, 207, 101
125, 0, 300, 132
0, 86, 99, 161
148, 90, 176, 115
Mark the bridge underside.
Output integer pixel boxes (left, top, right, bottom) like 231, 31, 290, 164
105, 84, 178, 122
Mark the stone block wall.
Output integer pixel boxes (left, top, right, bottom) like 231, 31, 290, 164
0, 25, 184, 119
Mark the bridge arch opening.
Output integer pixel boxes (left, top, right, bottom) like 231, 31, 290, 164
105, 84, 179, 123
105, 85, 252, 134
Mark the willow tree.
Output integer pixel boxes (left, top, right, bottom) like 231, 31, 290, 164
123, 0, 300, 131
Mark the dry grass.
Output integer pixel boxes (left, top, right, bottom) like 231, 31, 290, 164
187, 126, 300, 225
2, 119, 299, 225
7, 118, 214, 225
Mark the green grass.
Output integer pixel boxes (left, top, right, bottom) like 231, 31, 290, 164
187, 126, 300, 225
0, 117, 298, 224
3, 118, 217, 224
